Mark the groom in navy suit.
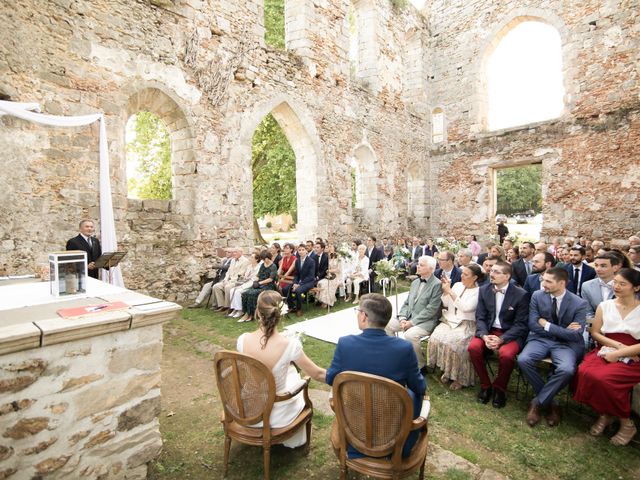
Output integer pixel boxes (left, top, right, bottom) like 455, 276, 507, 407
326, 293, 426, 458
517, 267, 587, 427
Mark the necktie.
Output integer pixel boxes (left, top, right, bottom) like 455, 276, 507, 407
525, 261, 532, 275
551, 296, 559, 324
420, 278, 428, 283
87, 237, 92, 248
573, 268, 581, 294
493, 287, 505, 294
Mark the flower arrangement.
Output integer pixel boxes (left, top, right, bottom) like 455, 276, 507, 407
505, 234, 520, 244
434, 237, 467, 254
374, 259, 399, 282
336, 243, 353, 260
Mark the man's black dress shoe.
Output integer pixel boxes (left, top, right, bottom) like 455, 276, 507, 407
477, 386, 493, 404
492, 389, 506, 408
420, 366, 428, 376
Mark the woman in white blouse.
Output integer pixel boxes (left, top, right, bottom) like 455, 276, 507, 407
427, 264, 485, 390
345, 244, 370, 304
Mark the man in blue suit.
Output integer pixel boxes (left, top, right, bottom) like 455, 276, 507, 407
286, 244, 317, 316
434, 250, 462, 286
523, 252, 556, 300
564, 245, 596, 295
326, 293, 426, 458
580, 251, 621, 318
517, 267, 587, 427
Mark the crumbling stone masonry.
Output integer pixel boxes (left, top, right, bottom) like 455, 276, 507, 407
0, 0, 638, 303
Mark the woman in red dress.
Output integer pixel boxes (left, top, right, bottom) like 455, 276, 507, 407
277, 243, 297, 291
573, 268, 640, 446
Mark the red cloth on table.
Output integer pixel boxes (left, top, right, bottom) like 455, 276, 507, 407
573, 333, 640, 418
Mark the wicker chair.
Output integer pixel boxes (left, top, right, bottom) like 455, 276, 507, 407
330, 371, 430, 480
213, 350, 313, 480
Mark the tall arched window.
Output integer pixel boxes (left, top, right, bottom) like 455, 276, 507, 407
486, 20, 564, 130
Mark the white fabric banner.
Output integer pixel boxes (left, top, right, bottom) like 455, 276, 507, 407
0, 100, 124, 287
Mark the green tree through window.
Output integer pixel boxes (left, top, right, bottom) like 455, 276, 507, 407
126, 112, 172, 200
496, 164, 542, 215
264, 0, 285, 49
252, 113, 296, 243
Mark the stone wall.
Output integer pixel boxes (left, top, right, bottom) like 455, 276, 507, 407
424, 0, 640, 241
0, 324, 163, 479
0, 0, 428, 301
0, 0, 638, 301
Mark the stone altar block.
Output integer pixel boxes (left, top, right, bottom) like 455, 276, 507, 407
0, 277, 181, 479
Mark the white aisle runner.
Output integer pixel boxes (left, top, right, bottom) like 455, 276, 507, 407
285, 292, 409, 344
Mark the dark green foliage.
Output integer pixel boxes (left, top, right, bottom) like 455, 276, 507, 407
264, 0, 285, 49
126, 111, 172, 200
496, 164, 542, 215
252, 113, 297, 220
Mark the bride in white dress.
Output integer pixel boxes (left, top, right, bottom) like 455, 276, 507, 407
237, 290, 326, 447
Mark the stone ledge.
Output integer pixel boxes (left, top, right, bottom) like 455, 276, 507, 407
0, 323, 41, 356
37, 311, 132, 347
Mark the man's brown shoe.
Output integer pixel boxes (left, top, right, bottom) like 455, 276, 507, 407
526, 402, 542, 427
546, 404, 562, 427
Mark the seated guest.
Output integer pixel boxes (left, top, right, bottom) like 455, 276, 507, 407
512, 242, 535, 287
270, 242, 282, 268
565, 246, 597, 296
581, 252, 621, 319
435, 251, 462, 286
383, 245, 393, 261
408, 237, 425, 275
238, 251, 278, 322
326, 293, 426, 458
427, 264, 484, 390
467, 235, 481, 258
424, 238, 438, 257
228, 253, 261, 319
386, 256, 443, 372
535, 242, 548, 255
345, 244, 370, 304
573, 269, 640, 446
629, 235, 640, 246
316, 244, 342, 307
468, 260, 529, 408
237, 290, 326, 447
191, 248, 247, 309
517, 267, 587, 427
287, 244, 317, 316
490, 244, 506, 261
277, 243, 297, 291
478, 256, 499, 286
314, 241, 329, 282
477, 241, 495, 267
506, 246, 519, 264
457, 248, 474, 268
190, 248, 231, 308
630, 245, 640, 271
523, 252, 556, 300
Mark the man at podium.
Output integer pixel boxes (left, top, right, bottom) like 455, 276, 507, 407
66, 219, 102, 279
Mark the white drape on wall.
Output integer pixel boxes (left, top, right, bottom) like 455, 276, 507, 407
0, 100, 124, 287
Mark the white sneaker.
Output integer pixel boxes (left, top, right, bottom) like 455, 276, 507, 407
232, 311, 243, 318
227, 310, 236, 317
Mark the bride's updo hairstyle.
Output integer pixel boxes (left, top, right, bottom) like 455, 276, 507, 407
256, 290, 282, 349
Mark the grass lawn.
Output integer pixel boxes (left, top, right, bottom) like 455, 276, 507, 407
148, 289, 640, 479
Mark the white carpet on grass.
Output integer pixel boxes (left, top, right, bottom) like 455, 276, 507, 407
285, 291, 409, 344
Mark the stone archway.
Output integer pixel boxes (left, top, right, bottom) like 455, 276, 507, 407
349, 141, 378, 223
124, 86, 197, 215
231, 95, 323, 242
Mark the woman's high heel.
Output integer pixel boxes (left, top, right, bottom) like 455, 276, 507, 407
610, 422, 637, 446
589, 415, 614, 436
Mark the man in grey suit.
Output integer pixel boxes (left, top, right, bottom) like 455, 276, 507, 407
386, 255, 442, 371
581, 251, 621, 318
517, 267, 587, 427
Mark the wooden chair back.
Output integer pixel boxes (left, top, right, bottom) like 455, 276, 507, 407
332, 371, 414, 462
214, 350, 276, 428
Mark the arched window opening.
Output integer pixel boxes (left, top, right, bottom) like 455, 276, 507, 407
432, 108, 444, 143
487, 20, 564, 130
351, 160, 363, 209
264, 0, 285, 49
407, 162, 424, 220
125, 111, 172, 200
252, 113, 297, 244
